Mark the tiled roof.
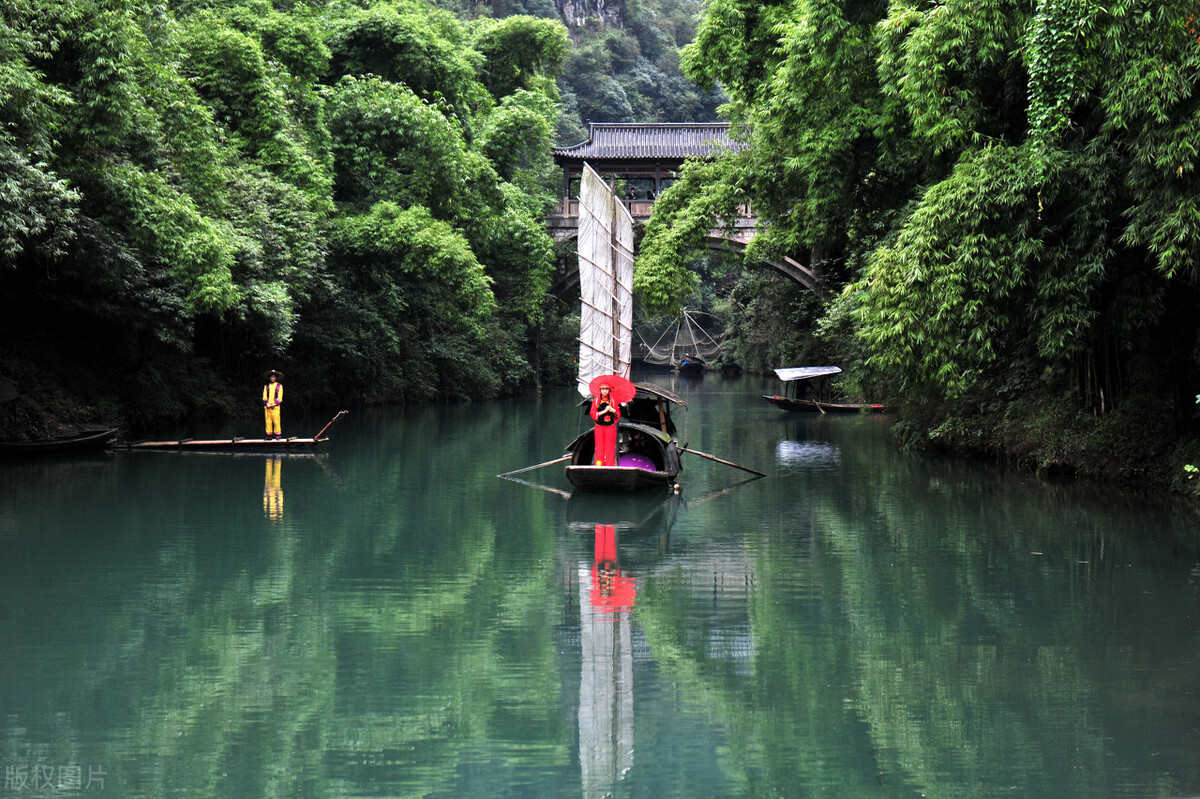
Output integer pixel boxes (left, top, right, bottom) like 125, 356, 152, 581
552, 123, 745, 161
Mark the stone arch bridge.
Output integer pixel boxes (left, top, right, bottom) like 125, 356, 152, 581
546, 123, 826, 298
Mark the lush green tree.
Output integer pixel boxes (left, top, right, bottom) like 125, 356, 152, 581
326, 74, 471, 214
307, 202, 499, 401
637, 0, 1200, 467
324, 1, 486, 125
0, 0, 80, 265
473, 14, 568, 99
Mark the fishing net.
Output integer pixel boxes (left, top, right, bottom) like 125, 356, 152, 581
638, 309, 723, 367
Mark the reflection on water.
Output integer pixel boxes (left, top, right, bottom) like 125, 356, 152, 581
579, 523, 636, 799
2, 376, 1200, 798
263, 455, 283, 521
774, 438, 841, 470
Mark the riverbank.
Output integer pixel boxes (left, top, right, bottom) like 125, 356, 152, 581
891, 381, 1200, 501
7, 342, 1200, 505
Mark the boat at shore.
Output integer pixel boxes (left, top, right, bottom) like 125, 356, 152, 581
639, 308, 721, 374
762, 397, 888, 414
762, 367, 888, 414
0, 427, 119, 456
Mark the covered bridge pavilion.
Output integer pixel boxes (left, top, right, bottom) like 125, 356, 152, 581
550, 122, 745, 218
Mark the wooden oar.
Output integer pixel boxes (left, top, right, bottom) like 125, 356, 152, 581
681, 446, 767, 477
497, 454, 571, 478
313, 410, 349, 440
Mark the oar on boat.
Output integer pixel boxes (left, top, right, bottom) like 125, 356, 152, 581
313, 410, 349, 440
497, 454, 571, 478
680, 446, 767, 477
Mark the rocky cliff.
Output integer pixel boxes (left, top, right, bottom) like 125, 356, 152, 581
556, 0, 623, 30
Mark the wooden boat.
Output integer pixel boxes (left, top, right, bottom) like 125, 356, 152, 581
124, 411, 348, 452
565, 384, 685, 492
762, 396, 887, 414
762, 366, 889, 414
0, 427, 119, 456
126, 436, 328, 451
567, 164, 684, 493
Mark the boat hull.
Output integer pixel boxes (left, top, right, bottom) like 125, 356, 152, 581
126, 437, 327, 451
565, 420, 682, 493
762, 396, 887, 413
0, 428, 119, 456
566, 465, 676, 492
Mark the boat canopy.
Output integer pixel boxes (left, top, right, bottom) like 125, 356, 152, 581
773, 366, 842, 382
634, 382, 687, 407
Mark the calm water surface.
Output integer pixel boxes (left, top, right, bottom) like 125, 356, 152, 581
2, 372, 1200, 798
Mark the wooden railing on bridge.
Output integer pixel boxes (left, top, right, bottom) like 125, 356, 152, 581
547, 197, 757, 245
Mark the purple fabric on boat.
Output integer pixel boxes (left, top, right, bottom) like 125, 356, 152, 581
619, 453, 657, 471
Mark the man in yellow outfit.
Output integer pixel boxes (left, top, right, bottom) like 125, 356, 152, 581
262, 369, 283, 439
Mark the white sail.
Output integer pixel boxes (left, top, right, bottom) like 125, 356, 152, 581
577, 162, 634, 397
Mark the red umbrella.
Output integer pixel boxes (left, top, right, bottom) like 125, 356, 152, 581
588, 374, 637, 404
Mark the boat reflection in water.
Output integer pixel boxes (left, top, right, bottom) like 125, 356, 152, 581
774, 439, 841, 472
263, 455, 283, 521
569, 492, 680, 799
579, 522, 636, 799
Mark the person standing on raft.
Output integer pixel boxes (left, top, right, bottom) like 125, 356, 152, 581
590, 383, 620, 466
262, 370, 284, 439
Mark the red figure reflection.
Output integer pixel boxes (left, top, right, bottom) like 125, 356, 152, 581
590, 524, 636, 611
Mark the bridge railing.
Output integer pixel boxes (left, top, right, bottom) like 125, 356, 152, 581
552, 197, 753, 220
553, 198, 656, 218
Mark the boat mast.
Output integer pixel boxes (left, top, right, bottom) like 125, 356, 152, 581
610, 179, 621, 375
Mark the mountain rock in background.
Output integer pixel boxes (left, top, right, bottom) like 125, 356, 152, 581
556, 0, 623, 30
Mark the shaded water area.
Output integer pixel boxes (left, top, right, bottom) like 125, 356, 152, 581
2, 371, 1200, 798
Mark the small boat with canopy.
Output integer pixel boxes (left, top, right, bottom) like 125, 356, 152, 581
762, 367, 888, 413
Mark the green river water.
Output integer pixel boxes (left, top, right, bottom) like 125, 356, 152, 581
2, 371, 1199, 798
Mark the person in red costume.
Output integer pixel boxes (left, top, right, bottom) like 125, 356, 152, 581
590, 383, 620, 466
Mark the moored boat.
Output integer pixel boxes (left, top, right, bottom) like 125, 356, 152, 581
762, 396, 887, 414
639, 308, 721, 374
762, 366, 888, 413
0, 427, 119, 456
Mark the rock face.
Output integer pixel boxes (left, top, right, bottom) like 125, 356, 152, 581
556, 0, 623, 30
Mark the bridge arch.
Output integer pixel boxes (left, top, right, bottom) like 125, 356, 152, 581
548, 228, 828, 300
547, 122, 828, 298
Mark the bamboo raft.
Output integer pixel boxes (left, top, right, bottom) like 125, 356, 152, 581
123, 411, 348, 452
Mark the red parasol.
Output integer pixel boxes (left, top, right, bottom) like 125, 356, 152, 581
588, 374, 637, 404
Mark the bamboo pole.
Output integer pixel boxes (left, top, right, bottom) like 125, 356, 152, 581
497, 454, 571, 478
681, 446, 767, 477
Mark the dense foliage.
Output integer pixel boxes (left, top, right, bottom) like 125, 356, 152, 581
426, 0, 724, 140
637, 0, 1200, 483
0, 0, 569, 433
